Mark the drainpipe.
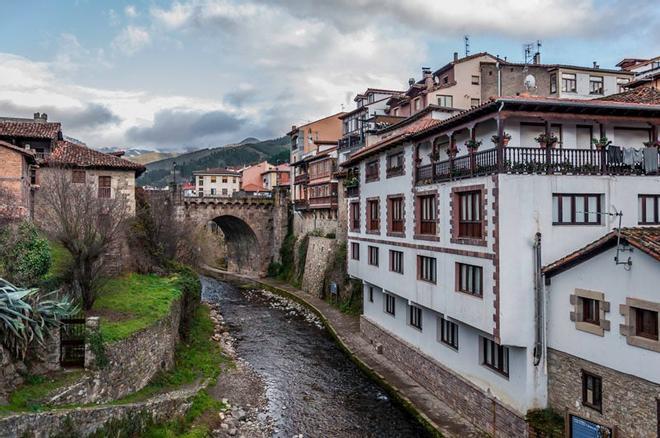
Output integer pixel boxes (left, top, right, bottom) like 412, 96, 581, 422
533, 232, 543, 366
496, 61, 502, 97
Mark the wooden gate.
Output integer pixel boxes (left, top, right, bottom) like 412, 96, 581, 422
60, 315, 86, 367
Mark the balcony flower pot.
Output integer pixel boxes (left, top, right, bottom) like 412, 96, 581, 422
591, 136, 612, 150
465, 139, 482, 152
429, 150, 440, 162
491, 133, 511, 146
535, 133, 558, 149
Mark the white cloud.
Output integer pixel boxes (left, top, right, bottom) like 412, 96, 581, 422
124, 5, 138, 18
112, 26, 151, 55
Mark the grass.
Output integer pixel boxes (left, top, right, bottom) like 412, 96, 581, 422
93, 273, 182, 342
142, 390, 224, 438
0, 371, 83, 414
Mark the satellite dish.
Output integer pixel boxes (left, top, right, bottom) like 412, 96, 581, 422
524, 74, 536, 90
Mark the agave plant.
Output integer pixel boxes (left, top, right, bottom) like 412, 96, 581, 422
0, 278, 77, 360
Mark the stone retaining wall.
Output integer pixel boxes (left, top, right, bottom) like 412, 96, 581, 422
301, 236, 336, 298
548, 348, 660, 437
47, 298, 182, 405
360, 316, 528, 437
0, 383, 200, 438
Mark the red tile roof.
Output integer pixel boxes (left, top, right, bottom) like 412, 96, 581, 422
596, 87, 660, 105
46, 140, 146, 174
543, 227, 660, 277
0, 140, 37, 161
0, 121, 62, 140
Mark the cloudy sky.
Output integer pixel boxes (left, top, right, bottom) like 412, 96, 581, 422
1, 0, 658, 151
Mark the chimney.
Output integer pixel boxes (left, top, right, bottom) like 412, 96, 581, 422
422, 67, 433, 90
408, 77, 416, 86
533, 52, 540, 64
291, 125, 297, 132
593, 61, 599, 69
33, 112, 47, 123
453, 52, 459, 62
33, 112, 40, 121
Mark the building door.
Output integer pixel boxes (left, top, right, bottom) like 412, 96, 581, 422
569, 415, 612, 438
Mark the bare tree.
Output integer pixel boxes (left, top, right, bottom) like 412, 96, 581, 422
37, 167, 129, 309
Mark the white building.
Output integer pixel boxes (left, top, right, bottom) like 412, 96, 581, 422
342, 95, 660, 436
192, 167, 241, 197
543, 227, 660, 437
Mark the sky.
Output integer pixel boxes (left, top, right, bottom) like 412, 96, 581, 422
0, 0, 658, 151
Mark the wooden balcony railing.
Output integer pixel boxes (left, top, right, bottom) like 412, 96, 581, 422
294, 173, 309, 184
345, 185, 360, 198
416, 146, 660, 184
97, 187, 111, 198
309, 196, 338, 208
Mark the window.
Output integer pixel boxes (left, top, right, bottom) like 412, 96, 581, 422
471, 75, 479, 85
409, 304, 422, 330
617, 77, 629, 93
388, 197, 404, 234
458, 190, 483, 238
367, 199, 380, 233
350, 202, 360, 231
211, 176, 217, 183
222, 176, 228, 183
368, 246, 379, 266
386, 152, 404, 176
582, 298, 600, 325
438, 317, 459, 349
385, 293, 396, 315
233, 177, 237, 183
98, 176, 111, 198
72, 170, 86, 184
442, 75, 449, 85
414, 98, 421, 112
639, 194, 659, 224
417, 194, 436, 236
635, 307, 659, 341
351, 242, 359, 260
368, 286, 374, 302
457, 263, 483, 297
550, 73, 557, 93
417, 255, 437, 284
552, 194, 602, 225
589, 76, 604, 95
198, 177, 204, 186
437, 95, 453, 108
365, 160, 379, 181
482, 337, 509, 376
368, 93, 374, 103
389, 250, 403, 274
393, 108, 399, 116
222, 188, 228, 195
211, 188, 217, 195
582, 371, 602, 412
470, 98, 480, 108
561, 73, 577, 92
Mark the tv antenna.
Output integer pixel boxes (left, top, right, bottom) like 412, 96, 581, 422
577, 206, 632, 270
464, 35, 470, 57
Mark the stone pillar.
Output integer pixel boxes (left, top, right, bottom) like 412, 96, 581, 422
84, 317, 100, 370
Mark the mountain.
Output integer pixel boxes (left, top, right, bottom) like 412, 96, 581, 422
96, 147, 179, 165
137, 136, 290, 187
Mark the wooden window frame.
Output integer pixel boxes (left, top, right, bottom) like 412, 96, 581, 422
389, 250, 404, 274
437, 94, 453, 108
72, 169, 86, 184
552, 193, 602, 225
455, 263, 483, 298
409, 304, 422, 330
368, 245, 379, 267
350, 201, 361, 231
550, 73, 557, 94
482, 337, 509, 377
451, 185, 487, 246
365, 159, 380, 182
561, 72, 577, 92
386, 151, 405, 178
415, 191, 438, 241
570, 288, 610, 336
620, 298, 660, 352
471, 75, 479, 85
366, 198, 380, 234
581, 370, 602, 412
384, 293, 396, 316
350, 242, 359, 261
589, 75, 604, 95
417, 255, 437, 284
438, 317, 459, 350
98, 176, 111, 199
635, 307, 659, 341
387, 195, 405, 237
638, 194, 660, 225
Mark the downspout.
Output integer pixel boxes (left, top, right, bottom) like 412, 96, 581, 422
533, 232, 543, 366
496, 61, 502, 97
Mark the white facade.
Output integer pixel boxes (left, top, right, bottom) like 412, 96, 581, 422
550, 67, 633, 99
346, 105, 660, 416
194, 172, 240, 197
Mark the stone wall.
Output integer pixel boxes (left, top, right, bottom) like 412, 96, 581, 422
360, 316, 528, 438
547, 348, 659, 437
301, 236, 336, 298
293, 209, 337, 237
0, 383, 200, 438
46, 298, 182, 405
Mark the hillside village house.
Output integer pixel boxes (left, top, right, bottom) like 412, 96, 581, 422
0, 113, 62, 159
0, 140, 37, 221
193, 167, 241, 197
618, 56, 660, 90
261, 163, 290, 190
543, 227, 660, 437
342, 95, 659, 436
240, 161, 275, 191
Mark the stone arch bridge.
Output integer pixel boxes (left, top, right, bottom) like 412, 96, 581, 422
176, 192, 288, 274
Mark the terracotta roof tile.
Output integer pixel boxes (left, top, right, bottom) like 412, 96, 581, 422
0, 121, 62, 140
543, 227, 660, 277
596, 87, 660, 105
46, 140, 146, 174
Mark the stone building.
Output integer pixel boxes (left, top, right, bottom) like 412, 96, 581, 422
193, 167, 241, 197
0, 140, 37, 222
342, 95, 659, 436
543, 227, 660, 437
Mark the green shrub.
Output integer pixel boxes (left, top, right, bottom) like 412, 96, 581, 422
526, 408, 564, 437
0, 221, 51, 287
325, 232, 336, 239
171, 265, 201, 340
267, 261, 282, 277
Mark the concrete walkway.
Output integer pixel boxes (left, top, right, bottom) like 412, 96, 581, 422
202, 267, 483, 438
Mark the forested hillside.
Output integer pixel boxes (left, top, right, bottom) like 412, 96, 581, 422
137, 136, 290, 187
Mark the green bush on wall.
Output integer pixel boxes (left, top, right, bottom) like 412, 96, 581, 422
0, 221, 51, 287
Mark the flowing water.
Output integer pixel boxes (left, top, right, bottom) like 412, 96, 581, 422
201, 276, 431, 438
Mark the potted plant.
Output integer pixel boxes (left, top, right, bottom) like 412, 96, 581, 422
429, 149, 441, 162
535, 132, 559, 148
491, 132, 512, 146
345, 176, 359, 188
465, 139, 482, 151
591, 136, 612, 149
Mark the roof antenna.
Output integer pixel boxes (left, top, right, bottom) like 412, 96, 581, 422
575, 206, 631, 269
464, 35, 470, 57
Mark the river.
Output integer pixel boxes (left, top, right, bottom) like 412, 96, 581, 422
201, 276, 431, 438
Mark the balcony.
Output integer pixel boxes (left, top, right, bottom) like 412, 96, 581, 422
416, 146, 660, 184
308, 195, 338, 209
294, 198, 309, 210
338, 134, 364, 151
345, 185, 360, 198
294, 173, 309, 184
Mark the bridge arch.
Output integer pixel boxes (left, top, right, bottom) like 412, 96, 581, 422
211, 214, 261, 273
